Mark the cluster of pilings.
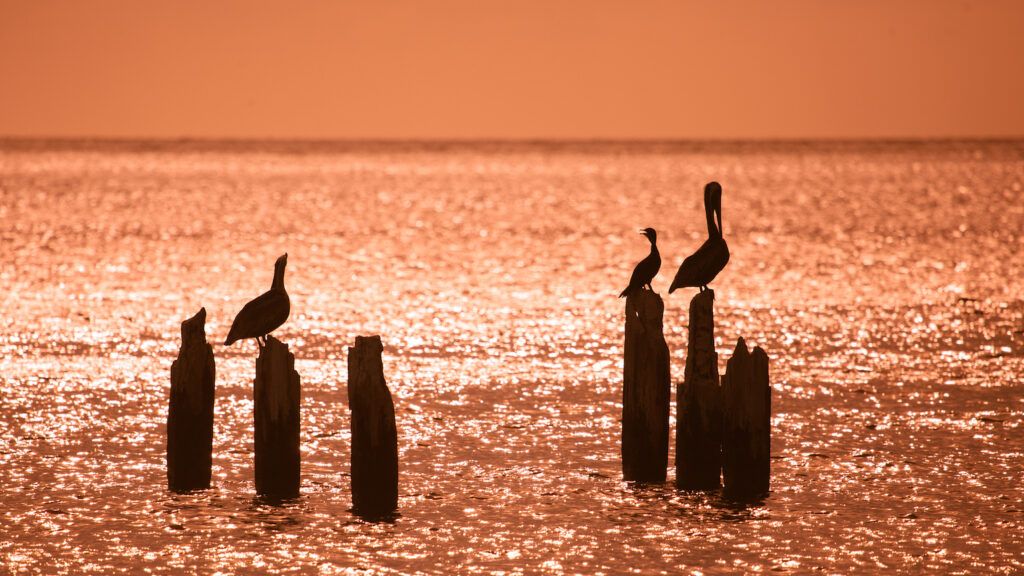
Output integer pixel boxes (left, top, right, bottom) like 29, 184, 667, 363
165, 309, 399, 517
621, 289, 771, 500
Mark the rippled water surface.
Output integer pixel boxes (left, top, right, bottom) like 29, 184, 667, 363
1, 140, 1023, 574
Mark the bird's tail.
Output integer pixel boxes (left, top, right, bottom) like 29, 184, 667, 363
618, 286, 630, 298
668, 272, 684, 294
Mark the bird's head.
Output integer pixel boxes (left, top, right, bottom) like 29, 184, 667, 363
272, 253, 288, 290
704, 181, 722, 208
639, 227, 657, 244
704, 181, 723, 234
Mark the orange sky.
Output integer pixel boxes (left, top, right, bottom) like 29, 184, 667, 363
1, 0, 1022, 140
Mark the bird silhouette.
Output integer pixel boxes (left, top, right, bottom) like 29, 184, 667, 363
669, 182, 730, 293
224, 253, 290, 347
619, 228, 661, 298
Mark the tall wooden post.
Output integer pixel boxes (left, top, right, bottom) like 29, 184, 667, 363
254, 335, 301, 498
676, 289, 723, 490
722, 338, 771, 499
622, 290, 671, 482
167, 307, 216, 492
347, 335, 399, 517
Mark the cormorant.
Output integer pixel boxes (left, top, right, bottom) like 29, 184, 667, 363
619, 228, 661, 298
669, 182, 730, 293
224, 253, 290, 347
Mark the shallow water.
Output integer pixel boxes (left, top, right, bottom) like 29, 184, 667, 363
1, 140, 1022, 574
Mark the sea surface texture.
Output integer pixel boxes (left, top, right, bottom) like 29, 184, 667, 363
1, 141, 1022, 574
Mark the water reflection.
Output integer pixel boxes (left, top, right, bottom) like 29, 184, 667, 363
0, 141, 1022, 573
246, 497, 305, 532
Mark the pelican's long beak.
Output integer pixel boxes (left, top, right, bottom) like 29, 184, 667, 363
716, 196, 724, 235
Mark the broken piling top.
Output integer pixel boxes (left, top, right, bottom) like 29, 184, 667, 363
722, 338, 770, 439
254, 334, 301, 498
721, 337, 771, 499
347, 334, 399, 517
172, 307, 215, 415
168, 307, 216, 492
180, 307, 207, 345
347, 335, 387, 403
684, 289, 717, 382
625, 289, 666, 336
256, 336, 300, 425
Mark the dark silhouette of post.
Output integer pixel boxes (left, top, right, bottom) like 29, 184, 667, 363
622, 290, 671, 481
167, 307, 216, 492
254, 335, 301, 498
347, 335, 399, 517
722, 338, 771, 499
676, 289, 723, 489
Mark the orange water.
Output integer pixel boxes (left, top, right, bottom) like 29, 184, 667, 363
1, 141, 1022, 573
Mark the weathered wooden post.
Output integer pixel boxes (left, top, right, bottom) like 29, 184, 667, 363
622, 290, 671, 482
254, 335, 301, 498
722, 337, 771, 499
167, 307, 216, 492
676, 289, 723, 490
348, 335, 399, 517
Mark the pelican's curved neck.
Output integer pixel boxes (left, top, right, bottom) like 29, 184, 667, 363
705, 201, 719, 238
272, 263, 286, 291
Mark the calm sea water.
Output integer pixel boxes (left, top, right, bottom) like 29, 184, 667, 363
1, 140, 1022, 574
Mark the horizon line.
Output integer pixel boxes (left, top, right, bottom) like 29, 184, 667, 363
2, 135, 1024, 147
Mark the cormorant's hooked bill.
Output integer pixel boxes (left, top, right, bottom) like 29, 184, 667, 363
669, 182, 730, 294
224, 253, 291, 347
619, 227, 661, 298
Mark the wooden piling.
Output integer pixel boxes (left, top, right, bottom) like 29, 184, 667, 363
347, 335, 399, 516
621, 290, 671, 482
722, 338, 771, 499
254, 335, 301, 498
167, 307, 216, 492
676, 289, 723, 490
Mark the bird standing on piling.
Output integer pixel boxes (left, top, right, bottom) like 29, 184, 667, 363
224, 253, 290, 347
619, 228, 661, 298
669, 182, 730, 294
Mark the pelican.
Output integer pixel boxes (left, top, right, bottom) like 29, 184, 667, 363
669, 182, 730, 293
619, 227, 661, 298
224, 253, 290, 347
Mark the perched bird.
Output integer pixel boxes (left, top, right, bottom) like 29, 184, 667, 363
669, 182, 730, 293
619, 227, 661, 298
224, 253, 290, 347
